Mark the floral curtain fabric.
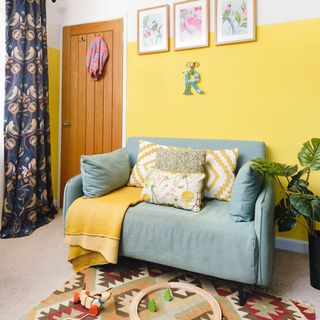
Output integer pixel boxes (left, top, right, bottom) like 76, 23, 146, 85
1, 0, 56, 238
0, 4, 6, 231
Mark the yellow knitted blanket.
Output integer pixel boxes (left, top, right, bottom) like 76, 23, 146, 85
65, 186, 142, 272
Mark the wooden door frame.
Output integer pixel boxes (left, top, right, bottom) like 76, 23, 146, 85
57, 16, 127, 207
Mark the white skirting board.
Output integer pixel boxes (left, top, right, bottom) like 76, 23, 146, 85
275, 237, 308, 254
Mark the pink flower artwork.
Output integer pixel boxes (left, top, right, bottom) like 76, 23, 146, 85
241, 8, 247, 19
180, 6, 203, 41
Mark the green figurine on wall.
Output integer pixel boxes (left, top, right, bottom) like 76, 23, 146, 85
148, 299, 157, 312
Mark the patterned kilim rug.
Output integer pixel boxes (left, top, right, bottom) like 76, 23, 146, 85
23, 258, 315, 320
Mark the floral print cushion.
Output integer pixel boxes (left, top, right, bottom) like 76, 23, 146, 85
141, 169, 206, 212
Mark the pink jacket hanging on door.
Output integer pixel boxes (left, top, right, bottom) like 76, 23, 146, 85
86, 36, 109, 80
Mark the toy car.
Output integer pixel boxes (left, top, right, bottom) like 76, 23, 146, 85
73, 283, 112, 317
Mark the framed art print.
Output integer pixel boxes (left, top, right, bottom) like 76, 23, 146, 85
215, 0, 256, 45
137, 5, 169, 54
174, 0, 209, 51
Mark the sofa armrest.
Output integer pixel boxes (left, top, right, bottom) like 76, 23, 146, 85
63, 174, 84, 229
254, 176, 275, 287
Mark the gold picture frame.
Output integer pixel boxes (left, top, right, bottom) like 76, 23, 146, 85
137, 5, 170, 54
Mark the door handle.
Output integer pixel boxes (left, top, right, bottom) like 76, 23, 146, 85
62, 121, 71, 128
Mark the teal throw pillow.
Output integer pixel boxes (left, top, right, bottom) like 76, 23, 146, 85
81, 148, 130, 198
229, 161, 264, 222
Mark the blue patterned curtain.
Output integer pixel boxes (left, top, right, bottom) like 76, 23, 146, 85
1, 0, 57, 238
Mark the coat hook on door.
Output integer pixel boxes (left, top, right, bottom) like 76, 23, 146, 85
80, 36, 86, 42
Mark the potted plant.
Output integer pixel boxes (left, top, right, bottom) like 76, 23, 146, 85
251, 138, 320, 290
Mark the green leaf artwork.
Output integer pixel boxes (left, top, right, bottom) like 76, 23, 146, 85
235, 11, 241, 24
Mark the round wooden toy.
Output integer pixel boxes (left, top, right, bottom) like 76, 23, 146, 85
129, 282, 222, 320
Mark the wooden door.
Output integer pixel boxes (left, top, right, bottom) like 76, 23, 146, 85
61, 20, 123, 204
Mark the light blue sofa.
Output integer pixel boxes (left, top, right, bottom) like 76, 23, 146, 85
63, 137, 275, 303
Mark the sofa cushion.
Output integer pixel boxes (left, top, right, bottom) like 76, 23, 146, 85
156, 148, 206, 173
229, 161, 264, 222
128, 140, 171, 187
120, 200, 257, 284
81, 148, 130, 198
126, 137, 266, 172
142, 169, 206, 212
204, 148, 239, 201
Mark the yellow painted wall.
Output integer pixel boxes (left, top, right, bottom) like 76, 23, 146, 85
127, 18, 320, 241
48, 48, 60, 200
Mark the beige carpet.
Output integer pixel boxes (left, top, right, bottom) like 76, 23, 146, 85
0, 212, 319, 320
0, 212, 74, 320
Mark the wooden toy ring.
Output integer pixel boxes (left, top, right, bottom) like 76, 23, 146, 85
129, 282, 222, 320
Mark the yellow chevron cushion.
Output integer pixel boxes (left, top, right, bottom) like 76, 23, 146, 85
204, 149, 239, 201
129, 141, 239, 200
128, 140, 171, 187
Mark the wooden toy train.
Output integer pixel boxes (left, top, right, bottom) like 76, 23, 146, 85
73, 283, 112, 317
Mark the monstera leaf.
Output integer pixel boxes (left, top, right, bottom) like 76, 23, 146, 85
298, 138, 320, 171
251, 158, 298, 177
251, 139, 320, 235
277, 215, 297, 232
287, 168, 313, 195
275, 198, 299, 232
289, 194, 320, 222
288, 168, 309, 188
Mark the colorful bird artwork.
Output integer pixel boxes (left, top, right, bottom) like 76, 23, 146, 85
222, 1, 248, 36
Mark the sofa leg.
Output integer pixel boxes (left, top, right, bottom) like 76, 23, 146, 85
238, 285, 246, 306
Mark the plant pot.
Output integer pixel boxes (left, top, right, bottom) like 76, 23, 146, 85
308, 231, 320, 290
